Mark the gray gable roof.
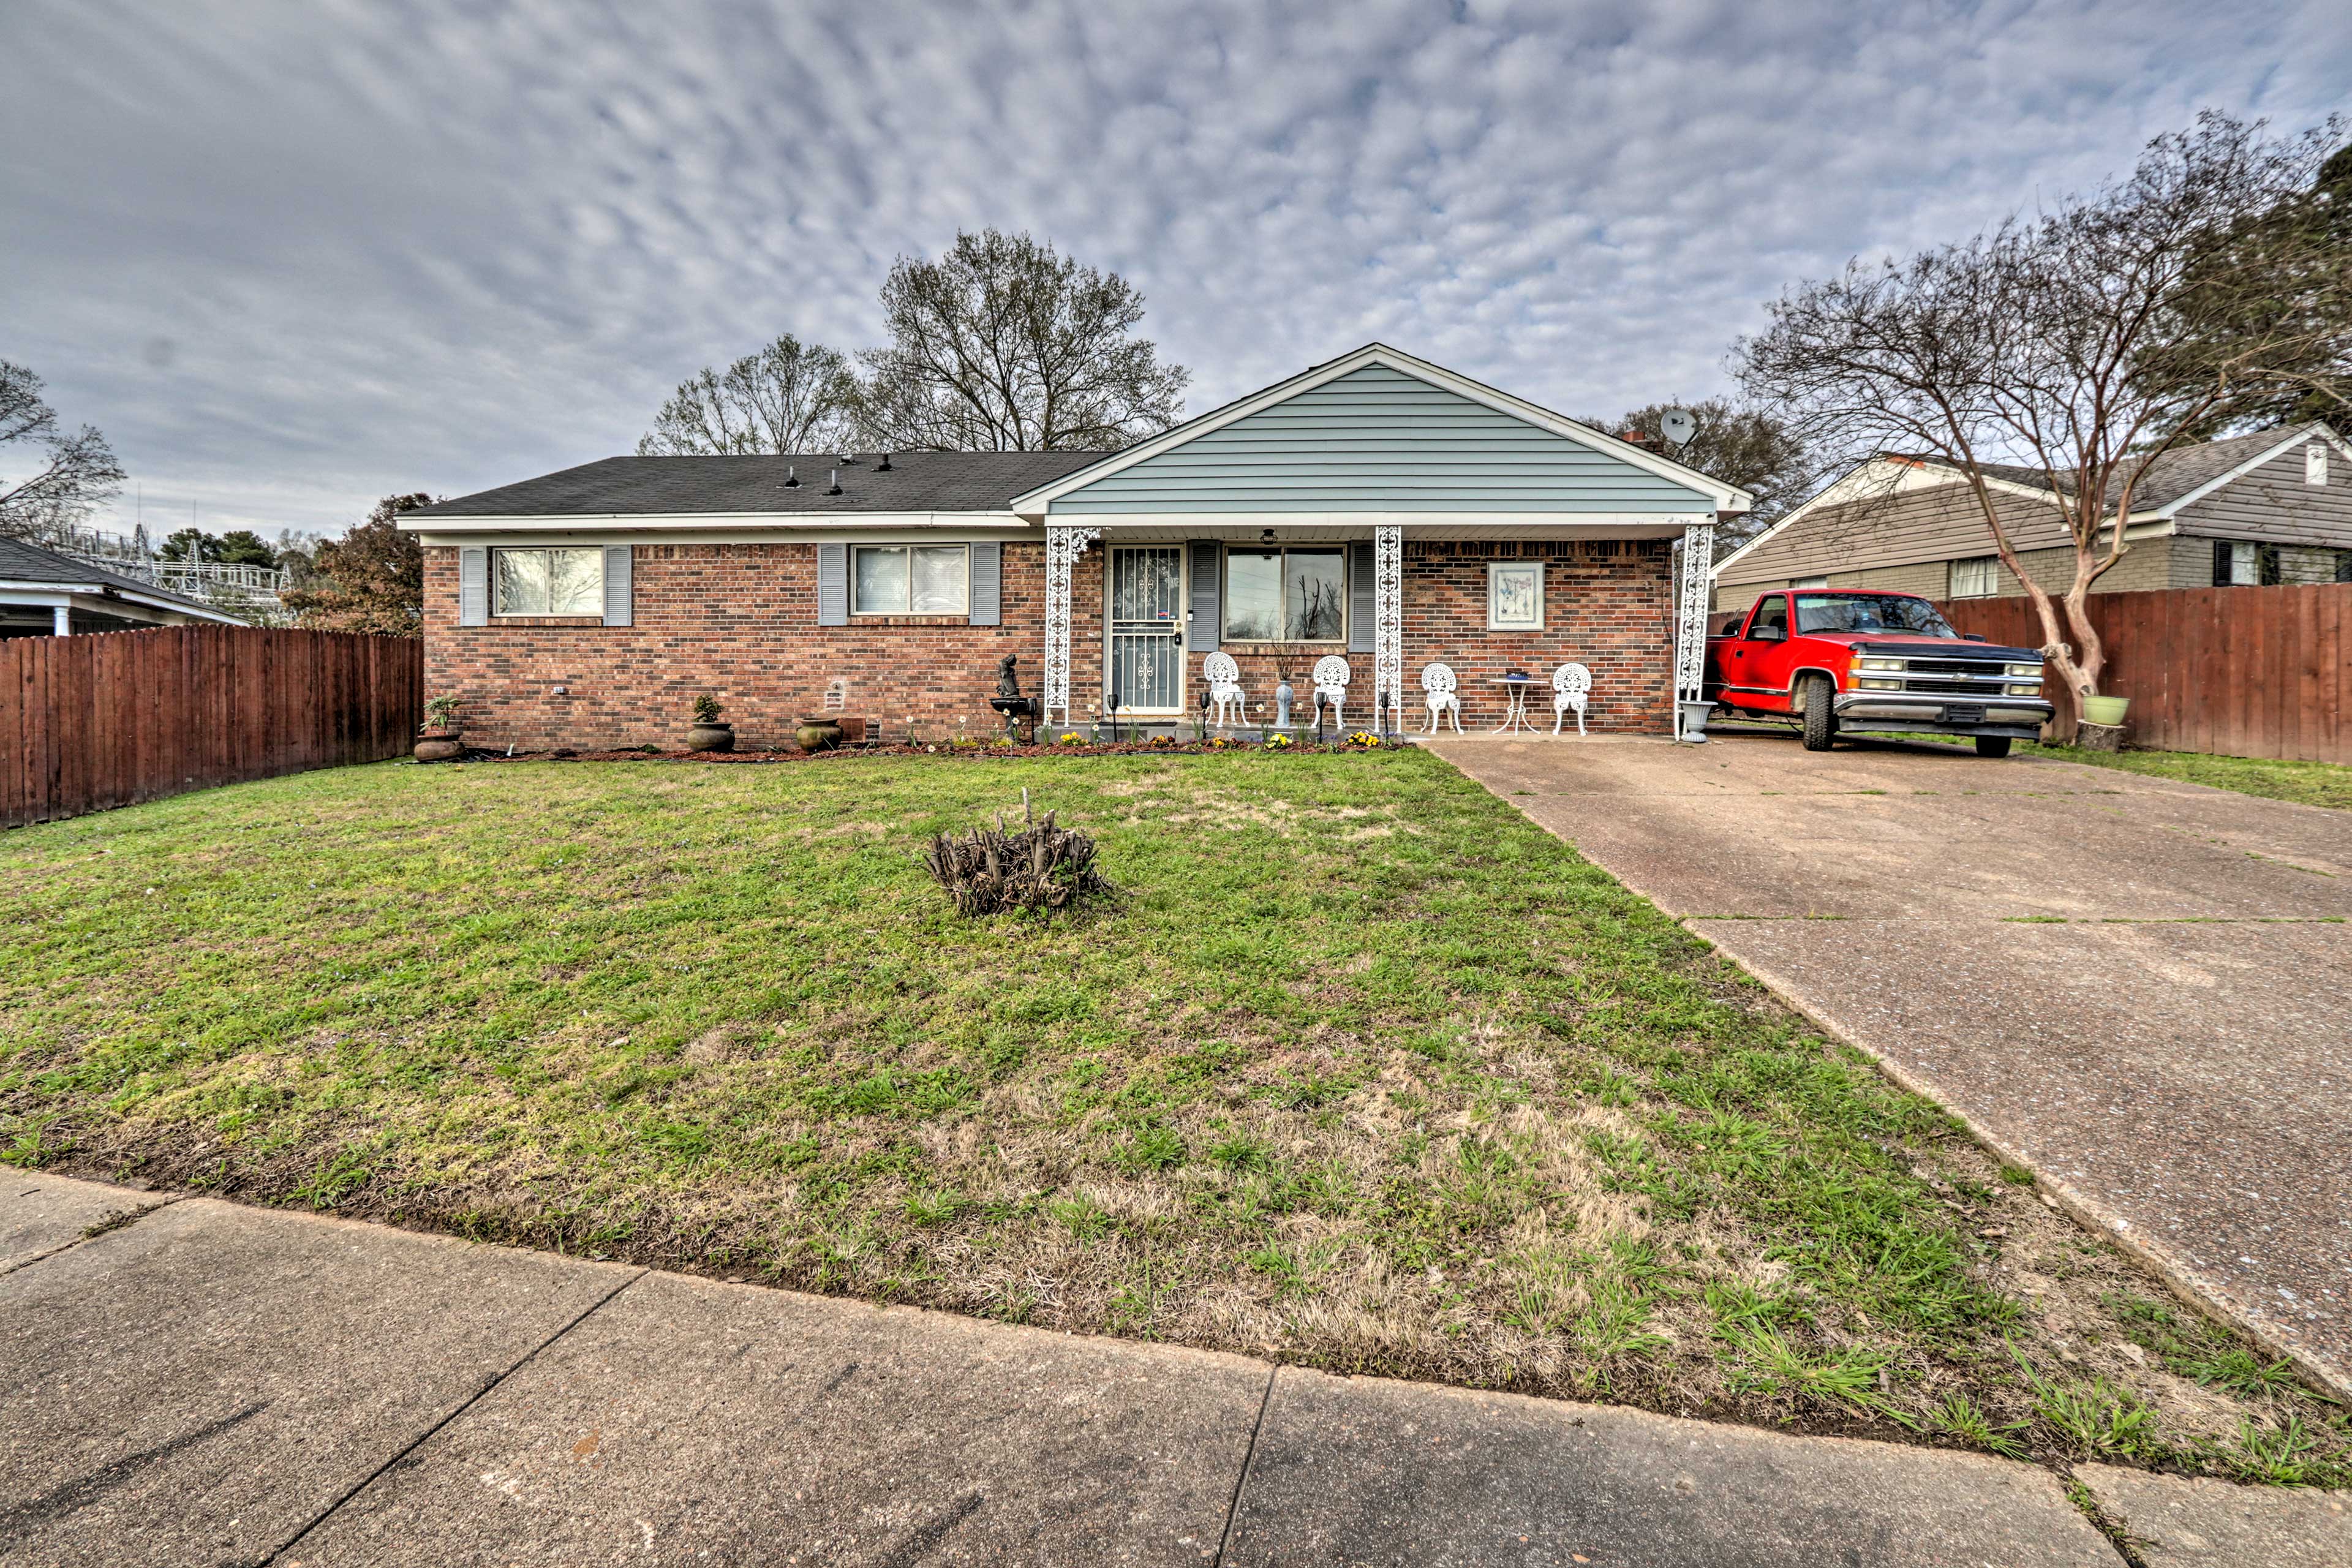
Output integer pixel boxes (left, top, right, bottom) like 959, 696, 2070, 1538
0, 534, 219, 612
1937, 426, 2321, 513
407, 451, 1109, 519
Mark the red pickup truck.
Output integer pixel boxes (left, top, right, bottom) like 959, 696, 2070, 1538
1705, 589, 2052, 756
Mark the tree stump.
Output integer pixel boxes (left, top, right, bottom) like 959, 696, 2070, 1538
2076, 722, 2125, 753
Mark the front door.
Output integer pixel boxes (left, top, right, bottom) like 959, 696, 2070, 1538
1107, 546, 1185, 713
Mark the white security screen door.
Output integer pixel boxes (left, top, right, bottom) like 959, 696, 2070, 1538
1107, 546, 1185, 712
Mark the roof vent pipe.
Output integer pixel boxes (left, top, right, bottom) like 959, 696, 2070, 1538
877, 452, 892, 470
827, 469, 843, 496
784, 465, 799, 487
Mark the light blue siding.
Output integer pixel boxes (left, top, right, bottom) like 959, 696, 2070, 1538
1048, 364, 1711, 514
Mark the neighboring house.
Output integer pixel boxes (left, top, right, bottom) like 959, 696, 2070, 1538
0, 534, 250, 639
400, 344, 1750, 750
1713, 423, 2352, 611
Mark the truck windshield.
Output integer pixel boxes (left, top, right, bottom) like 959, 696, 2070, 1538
1794, 594, 1958, 637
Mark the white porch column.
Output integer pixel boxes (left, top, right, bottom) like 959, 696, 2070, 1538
53, 604, 72, 636
1373, 523, 1403, 731
1043, 524, 1101, 727
1672, 521, 1716, 739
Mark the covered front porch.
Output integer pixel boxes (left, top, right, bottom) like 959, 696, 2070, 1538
1036, 518, 1718, 740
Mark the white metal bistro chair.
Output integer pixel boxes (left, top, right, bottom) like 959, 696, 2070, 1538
1203, 651, 1246, 727
1311, 655, 1352, 729
1419, 663, 1462, 734
1551, 662, 1592, 737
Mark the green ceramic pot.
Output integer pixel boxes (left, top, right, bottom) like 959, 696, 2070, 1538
2079, 695, 2130, 726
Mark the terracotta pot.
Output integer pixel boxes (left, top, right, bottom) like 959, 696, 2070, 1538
414, 731, 463, 763
795, 715, 845, 753
687, 722, 736, 753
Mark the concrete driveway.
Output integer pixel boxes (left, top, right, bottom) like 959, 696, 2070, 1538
1434, 730, 2352, 1395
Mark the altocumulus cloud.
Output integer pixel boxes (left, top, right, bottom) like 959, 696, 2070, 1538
3, 0, 2345, 535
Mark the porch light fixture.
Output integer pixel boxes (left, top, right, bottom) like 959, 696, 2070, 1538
1261, 528, 1275, 542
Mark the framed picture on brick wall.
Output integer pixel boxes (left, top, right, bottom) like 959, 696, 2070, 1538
1487, 560, 1544, 630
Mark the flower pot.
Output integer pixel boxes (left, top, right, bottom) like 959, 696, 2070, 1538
2079, 695, 2130, 727
414, 731, 463, 763
1676, 699, 1715, 743
794, 715, 845, 753
687, 722, 736, 753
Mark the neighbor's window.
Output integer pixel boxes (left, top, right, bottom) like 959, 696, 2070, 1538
1948, 556, 1999, 598
494, 547, 603, 616
2307, 443, 2329, 486
2213, 541, 2280, 587
1223, 546, 1345, 641
853, 545, 968, 614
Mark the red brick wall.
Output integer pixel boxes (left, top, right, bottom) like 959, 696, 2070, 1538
423, 537, 1668, 749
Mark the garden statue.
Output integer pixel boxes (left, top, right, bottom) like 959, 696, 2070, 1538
989, 651, 1039, 739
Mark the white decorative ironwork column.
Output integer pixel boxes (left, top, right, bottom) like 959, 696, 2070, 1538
1373, 524, 1403, 733
1672, 521, 1716, 741
1043, 523, 1101, 727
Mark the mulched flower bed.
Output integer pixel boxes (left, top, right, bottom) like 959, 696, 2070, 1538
438, 735, 1414, 764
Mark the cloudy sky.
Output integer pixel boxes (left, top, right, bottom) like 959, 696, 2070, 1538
4, 0, 2345, 540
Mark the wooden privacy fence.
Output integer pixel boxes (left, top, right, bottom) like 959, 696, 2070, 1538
2, 625, 424, 829
1932, 582, 2350, 764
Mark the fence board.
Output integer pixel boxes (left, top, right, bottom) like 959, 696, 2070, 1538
0, 627, 423, 829
1934, 583, 2352, 765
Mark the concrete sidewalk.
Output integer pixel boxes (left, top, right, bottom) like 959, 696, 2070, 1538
20, 1169, 2332, 1567
1434, 731, 2352, 1398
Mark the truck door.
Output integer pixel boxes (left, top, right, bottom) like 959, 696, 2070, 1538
1730, 594, 1796, 713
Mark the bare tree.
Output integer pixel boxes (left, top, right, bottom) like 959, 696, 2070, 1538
1735, 113, 2352, 704
1585, 398, 1819, 537
856, 228, 1189, 451
637, 334, 858, 456
1, 359, 127, 537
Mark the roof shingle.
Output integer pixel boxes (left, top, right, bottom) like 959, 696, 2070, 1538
406, 451, 1110, 519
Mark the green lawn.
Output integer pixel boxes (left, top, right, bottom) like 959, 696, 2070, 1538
2024, 744, 2352, 811
2, 750, 2340, 1480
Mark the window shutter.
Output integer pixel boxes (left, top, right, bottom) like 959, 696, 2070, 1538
1186, 541, 1221, 652
459, 547, 488, 626
817, 543, 848, 625
968, 541, 1001, 625
602, 546, 633, 626
1347, 541, 1375, 652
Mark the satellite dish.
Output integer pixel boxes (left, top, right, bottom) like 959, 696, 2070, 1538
1659, 408, 1698, 447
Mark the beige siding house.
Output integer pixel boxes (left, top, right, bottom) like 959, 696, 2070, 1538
1713, 424, 2352, 611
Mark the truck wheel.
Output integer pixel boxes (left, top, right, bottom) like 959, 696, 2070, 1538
1800, 675, 1838, 751
1975, 736, 2013, 758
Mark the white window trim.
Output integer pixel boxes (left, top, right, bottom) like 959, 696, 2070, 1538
1790, 576, 1829, 590
492, 545, 605, 617
1220, 543, 1349, 643
2309, 443, 2330, 486
1948, 556, 2000, 598
1485, 559, 1545, 630
851, 542, 971, 616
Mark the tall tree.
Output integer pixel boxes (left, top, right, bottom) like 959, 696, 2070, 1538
636, 334, 858, 455
214, 529, 279, 568
1584, 398, 1817, 532
157, 526, 219, 563
856, 228, 1189, 451
0, 359, 126, 537
282, 493, 431, 635
1735, 112, 2352, 706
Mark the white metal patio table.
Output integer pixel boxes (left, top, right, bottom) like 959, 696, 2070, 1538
1489, 675, 1542, 735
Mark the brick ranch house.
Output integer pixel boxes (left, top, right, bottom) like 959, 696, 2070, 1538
404, 344, 1750, 748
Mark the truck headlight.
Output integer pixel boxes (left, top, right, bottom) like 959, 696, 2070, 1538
2007, 683, 2042, 696
1855, 658, 1904, 672
1856, 679, 1902, 691
2004, 664, 2041, 677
